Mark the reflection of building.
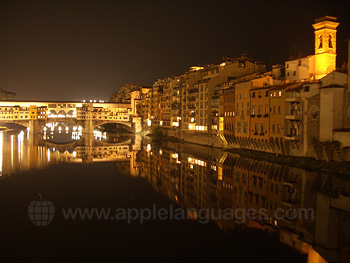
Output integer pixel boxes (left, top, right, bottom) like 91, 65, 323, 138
136, 140, 350, 263
0, 132, 140, 177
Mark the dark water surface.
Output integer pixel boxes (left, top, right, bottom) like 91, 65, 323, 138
0, 129, 349, 262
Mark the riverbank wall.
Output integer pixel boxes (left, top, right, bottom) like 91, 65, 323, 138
150, 126, 350, 164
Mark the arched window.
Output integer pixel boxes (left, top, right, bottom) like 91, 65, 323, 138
318, 35, 323, 49
329, 35, 333, 48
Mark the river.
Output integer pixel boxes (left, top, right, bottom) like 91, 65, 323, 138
0, 124, 349, 262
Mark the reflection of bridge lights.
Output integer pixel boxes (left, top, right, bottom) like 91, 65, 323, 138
146, 144, 151, 152
43, 127, 47, 132
53, 148, 55, 152
78, 126, 82, 131
73, 151, 76, 157
71, 131, 82, 140
93, 130, 107, 141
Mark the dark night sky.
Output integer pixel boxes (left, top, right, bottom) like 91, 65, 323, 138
0, 0, 349, 101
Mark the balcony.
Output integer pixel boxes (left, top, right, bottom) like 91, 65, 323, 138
188, 105, 196, 109
285, 135, 300, 141
257, 114, 262, 118
188, 96, 196, 102
285, 115, 301, 120
250, 114, 255, 118
263, 113, 269, 118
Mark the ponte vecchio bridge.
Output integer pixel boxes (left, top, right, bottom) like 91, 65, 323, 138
0, 100, 142, 133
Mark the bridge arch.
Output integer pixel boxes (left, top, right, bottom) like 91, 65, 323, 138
93, 121, 133, 133
0, 121, 30, 129
57, 110, 67, 117
67, 110, 75, 116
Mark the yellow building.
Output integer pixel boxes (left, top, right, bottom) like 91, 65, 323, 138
313, 16, 339, 80
29, 105, 38, 119
286, 16, 339, 83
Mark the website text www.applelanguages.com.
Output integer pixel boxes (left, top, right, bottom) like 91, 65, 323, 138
61, 205, 314, 224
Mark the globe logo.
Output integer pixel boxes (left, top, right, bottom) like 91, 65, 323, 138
28, 194, 55, 226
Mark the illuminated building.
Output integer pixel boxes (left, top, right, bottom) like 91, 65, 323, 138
285, 16, 338, 82
313, 16, 339, 80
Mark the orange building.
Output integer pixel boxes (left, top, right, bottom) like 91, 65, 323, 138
222, 84, 235, 144
268, 83, 301, 155
250, 86, 270, 144
234, 79, 252, 146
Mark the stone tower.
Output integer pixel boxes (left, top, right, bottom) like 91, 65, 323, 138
312, 16, 339, 79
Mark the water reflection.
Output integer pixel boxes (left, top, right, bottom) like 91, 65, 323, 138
43, 122, 83, 143
136, 141, 350, 263
0, 129, 349, 262
0, 128, 140, 176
